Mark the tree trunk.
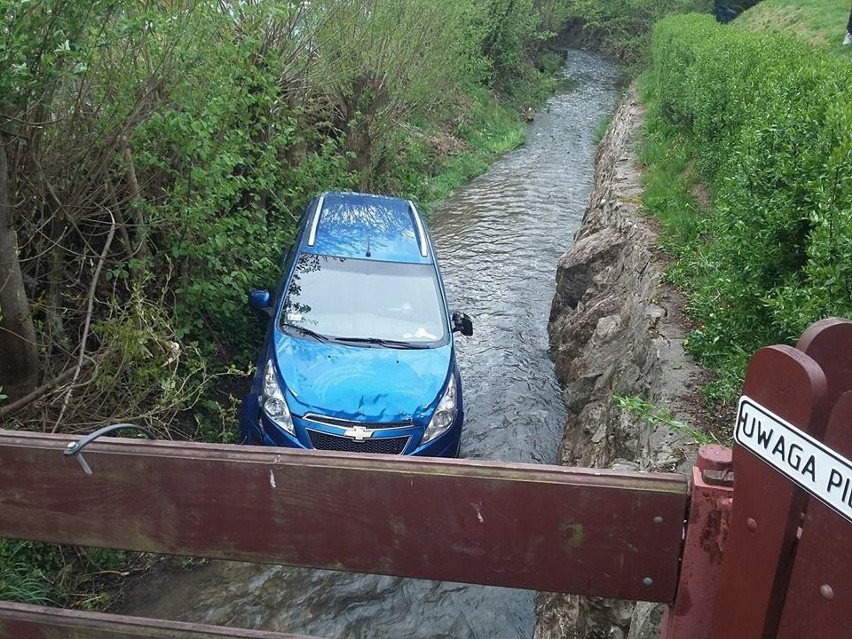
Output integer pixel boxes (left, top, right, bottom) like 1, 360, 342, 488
121, 137, 148, 261
342, 75, 386, 190
0, 141, 40, 400
346, 120, 373, 191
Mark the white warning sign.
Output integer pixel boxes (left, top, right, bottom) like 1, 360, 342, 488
735, 396, 852, 524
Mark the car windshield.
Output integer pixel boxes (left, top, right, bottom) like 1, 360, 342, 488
279, 253, 447, 345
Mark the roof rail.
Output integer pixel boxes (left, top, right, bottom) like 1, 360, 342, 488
306, 194, 326, 247
408, 202, 429, 258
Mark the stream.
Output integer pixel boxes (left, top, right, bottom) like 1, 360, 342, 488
119, 49, 621, 639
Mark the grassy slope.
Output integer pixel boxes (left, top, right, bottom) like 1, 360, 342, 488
733, 0, 852, 49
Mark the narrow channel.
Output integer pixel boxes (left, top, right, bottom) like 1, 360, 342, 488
120, 49, 620, 639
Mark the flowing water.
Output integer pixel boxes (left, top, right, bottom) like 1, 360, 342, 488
120, 50, 620, 639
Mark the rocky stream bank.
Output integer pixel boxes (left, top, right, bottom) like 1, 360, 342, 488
534, 86, 709, 639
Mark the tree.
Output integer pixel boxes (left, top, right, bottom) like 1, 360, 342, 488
315, 0, 484, 188
0, 0, 99, 398
477, 0, 540, 88
0, 140, 39, 399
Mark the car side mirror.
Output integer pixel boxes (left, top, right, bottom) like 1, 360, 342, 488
249, 290, 273, 317
451, 311, 473, 337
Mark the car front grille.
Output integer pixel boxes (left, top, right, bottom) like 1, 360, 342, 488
307, 430, 409, 454
303, 413, 413, 430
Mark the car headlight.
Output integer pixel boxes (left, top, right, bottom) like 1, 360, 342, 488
422, 376, 458, 443
261, 360, 295, 435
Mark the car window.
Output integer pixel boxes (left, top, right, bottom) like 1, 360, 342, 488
280, 253, 447, 345
280, 244, 295, 271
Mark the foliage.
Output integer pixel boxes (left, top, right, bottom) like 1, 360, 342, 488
477, 0, 541, 87
379, 85, 528, 210
0, 0, 114, 115
637, 116, 698, 251
592, 114, 613, 145
85, 288, 223, 437
128, 4, 311, 345
732, 0, 852, 50
311, 0, 486, 187
0, 538, 130, 608
643, 14, 852, 401
0, 0, 569, 435
564, 0, 713, 66
0, 540, 51, 604
614, 395, 720, 445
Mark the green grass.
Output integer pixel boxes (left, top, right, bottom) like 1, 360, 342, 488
413, 52, 572, 210
614, 395, 721, 445
733, 0, 852, 50
637, 96, 704, 251
434, 93, 525, 198
0, 539, 135, 608
407, 83, 540, 212
592, 115, 613, 145
0, 541, 52, 604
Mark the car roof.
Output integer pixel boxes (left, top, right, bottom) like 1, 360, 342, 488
304, 191, 432, 264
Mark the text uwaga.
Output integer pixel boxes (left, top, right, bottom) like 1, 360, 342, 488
735, 397, 852, 523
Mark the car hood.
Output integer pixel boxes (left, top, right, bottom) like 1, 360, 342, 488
272, 333, 453, 424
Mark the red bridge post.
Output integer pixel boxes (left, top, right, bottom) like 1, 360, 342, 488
665, 319, 852, 638
708, 344, 829, 639
776, 319, 852, 638
660, 445, 733, 639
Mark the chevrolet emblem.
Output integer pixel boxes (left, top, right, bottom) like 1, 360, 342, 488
343, 426, 373, 441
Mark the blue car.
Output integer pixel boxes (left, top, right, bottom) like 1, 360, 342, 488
239, 192, 473, 457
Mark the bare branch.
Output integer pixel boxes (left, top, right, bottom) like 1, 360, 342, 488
51, 209, 116, 433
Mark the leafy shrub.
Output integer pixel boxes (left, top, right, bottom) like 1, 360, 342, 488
646, 15, 852, 398
567, 0, 713, 65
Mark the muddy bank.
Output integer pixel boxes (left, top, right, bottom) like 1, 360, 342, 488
535, 86, 708, 639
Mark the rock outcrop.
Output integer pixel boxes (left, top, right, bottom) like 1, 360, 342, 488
535, 85, 707, 639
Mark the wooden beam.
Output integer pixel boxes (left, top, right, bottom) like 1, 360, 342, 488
0, 601, 318, 638
0, 430, 688, 602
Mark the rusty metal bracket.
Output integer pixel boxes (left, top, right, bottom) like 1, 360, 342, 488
63, 423, 156, 475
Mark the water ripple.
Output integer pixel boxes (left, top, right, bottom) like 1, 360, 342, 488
120, 49, 620, 639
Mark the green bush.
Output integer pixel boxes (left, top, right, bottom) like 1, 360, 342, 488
646, 15, 852, 398
567, 0, 713, 65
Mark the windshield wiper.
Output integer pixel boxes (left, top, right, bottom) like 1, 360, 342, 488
284, 324, 331, 342
334, 336, 427, 349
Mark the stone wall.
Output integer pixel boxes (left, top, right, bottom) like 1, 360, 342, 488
534, 85, 706, 639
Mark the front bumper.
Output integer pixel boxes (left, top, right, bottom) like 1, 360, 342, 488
239, 394, 462, 458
